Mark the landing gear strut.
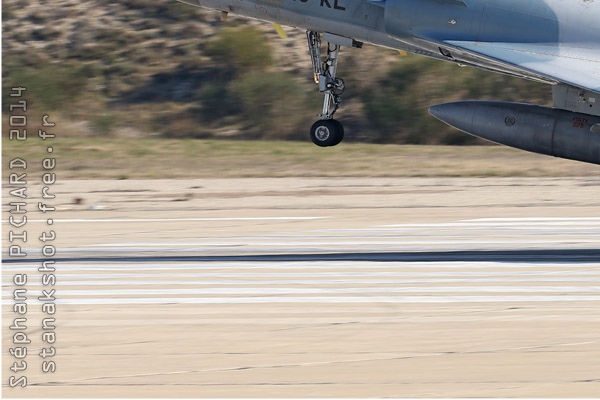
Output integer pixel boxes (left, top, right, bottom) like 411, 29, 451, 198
307, 31, 346, 147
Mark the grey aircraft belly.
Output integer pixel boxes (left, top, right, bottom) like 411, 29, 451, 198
176, 0, 600, 165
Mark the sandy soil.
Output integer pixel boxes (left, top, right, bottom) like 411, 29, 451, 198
3, 177, 600, 397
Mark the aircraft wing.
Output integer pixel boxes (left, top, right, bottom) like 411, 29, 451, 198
445, 40, 600, 94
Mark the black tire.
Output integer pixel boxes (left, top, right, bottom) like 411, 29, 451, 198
330, 119, 344, 146
310, 119, 344, 147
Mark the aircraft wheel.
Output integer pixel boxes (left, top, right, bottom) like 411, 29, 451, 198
310, 119, 344, 147
330, 119, 344, 146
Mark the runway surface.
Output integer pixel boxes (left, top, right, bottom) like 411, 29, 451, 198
3, 177, 600, 397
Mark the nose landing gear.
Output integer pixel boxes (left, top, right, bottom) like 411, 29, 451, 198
306, 31, 350, 147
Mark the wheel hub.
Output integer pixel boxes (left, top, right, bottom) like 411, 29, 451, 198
315, 126, 331, 141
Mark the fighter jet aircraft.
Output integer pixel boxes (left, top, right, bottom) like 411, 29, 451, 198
175, 0, 600, 165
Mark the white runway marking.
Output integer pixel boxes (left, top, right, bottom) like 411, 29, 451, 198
24, 216, 327, 223
5, 285, 600, 296
6, 261, 600, 305
39, 295, 600, 305
8, 216, 600, 257
384, 217, 600, 227
4, 217, 599, 305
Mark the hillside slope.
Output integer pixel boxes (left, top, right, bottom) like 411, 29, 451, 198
2, 0, 551, 143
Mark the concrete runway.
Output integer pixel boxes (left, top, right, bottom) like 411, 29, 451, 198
3, 177, 600, 397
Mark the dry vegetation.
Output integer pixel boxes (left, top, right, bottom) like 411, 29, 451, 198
3, 0, 553, 144
3, 138, 598, 180
5, 1, 594, 179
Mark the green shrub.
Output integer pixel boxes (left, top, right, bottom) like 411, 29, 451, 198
3, 63, 90, 111
205, 27, 273, 74
198, 80, 242, 121
232, 71, 310, 140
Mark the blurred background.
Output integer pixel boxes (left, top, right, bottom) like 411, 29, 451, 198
4, 3, 600, 397
2, 0, 553, 145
